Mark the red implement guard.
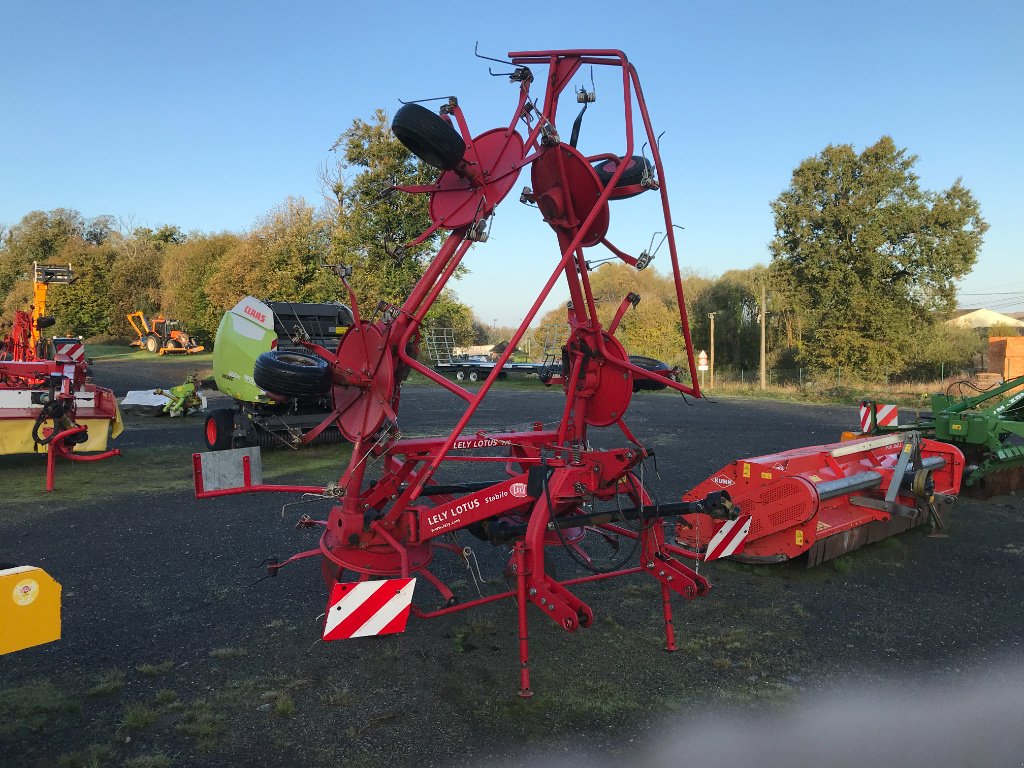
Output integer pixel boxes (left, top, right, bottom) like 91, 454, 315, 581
677, 433, 963, 566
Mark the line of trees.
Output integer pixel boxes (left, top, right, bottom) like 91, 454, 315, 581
0, 127, 993, 383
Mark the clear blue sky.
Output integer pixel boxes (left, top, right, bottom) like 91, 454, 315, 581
3, 1, 1021, 325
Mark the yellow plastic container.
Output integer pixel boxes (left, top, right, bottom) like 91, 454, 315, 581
0, 566, 61, 654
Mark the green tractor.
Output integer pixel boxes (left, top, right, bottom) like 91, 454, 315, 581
204, 297, 352, 450
860, 374, 1024, 494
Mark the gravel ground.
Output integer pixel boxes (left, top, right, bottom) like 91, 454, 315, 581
2, 357, 1022, 767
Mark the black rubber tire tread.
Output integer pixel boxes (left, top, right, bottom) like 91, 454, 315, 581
165, 339, 182, 349
468, 370, 480, 382
392, 103, 466, 171
145, 335, 160, 354
593, 155, 652, 188
205, 408, 235, 451
253, 349, 331, 397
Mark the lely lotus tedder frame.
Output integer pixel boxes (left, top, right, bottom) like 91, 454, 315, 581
194, 49, 962, 694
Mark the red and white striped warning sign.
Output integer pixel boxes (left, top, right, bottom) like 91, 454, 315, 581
323, 578, 416, 641
53, 338, 84, 361
704, 515, 752, 561
859, 403, 899, 432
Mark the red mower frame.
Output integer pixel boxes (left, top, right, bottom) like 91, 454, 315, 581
195, 49, 738, 696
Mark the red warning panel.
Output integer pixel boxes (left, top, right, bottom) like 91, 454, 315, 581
322, 578, 416, 640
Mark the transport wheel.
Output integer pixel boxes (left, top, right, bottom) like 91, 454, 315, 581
392, 103, 466, 171
165, 339, 182, 350
253, 349, 331, 397
592, 155, 653, 198
468, 370, 480, 382
144, 335, 160, 354
456, 370, 466, 381
204, 408, 235, 451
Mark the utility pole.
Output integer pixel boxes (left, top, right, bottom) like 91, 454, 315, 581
759, 282, 767, 390
708, 312, 716, 389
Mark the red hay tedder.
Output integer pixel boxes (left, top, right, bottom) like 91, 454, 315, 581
193, 48, 963, 694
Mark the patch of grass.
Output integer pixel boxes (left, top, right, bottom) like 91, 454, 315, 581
87, 670, 125, 696
154, 688, 180, 708
118, 702, 158, 731
323, 683, 353, 707
273, 693, 297, 718
176, 697, 225, 753
452, 619, 495, 653
136, 660, 175, 677
124, 753, 173, 768
209, 646, 248, 660
54, 743, 115, 768
1000, 543, 1024, 557
832, 555, 854, 574
528, 679, 641, 724
0, 679, 79, 739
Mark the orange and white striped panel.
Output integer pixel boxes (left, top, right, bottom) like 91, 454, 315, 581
322, 578, 416, 640
704, 515, 752, 561
53, 339, 84, 361
859, 403, 899, 432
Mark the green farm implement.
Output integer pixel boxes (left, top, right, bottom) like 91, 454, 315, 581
858, 375, 1024, 494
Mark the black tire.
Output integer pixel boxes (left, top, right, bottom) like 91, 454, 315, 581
392, 103, 466, 171
253, 349, 331, 398
468, 370, 480, 382
455, 370, 466, 381
205, 408, 235, 451
144, 335, 160, 354
165, 339, 182, 350
593, 155, 653, 193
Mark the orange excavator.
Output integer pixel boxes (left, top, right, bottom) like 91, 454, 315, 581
127, 311, 205, 355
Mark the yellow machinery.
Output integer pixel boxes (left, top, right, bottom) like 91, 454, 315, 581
127, 311, 205, 355
30, 263, 74, 354
0, 565, 61, 654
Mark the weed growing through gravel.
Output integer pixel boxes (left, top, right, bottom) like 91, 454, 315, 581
176, 697, 225, 752
124, 752, 173, 768
118, 703, 158, 732
323, 682, 353, 707
0, 679, 79, 739
452, 619, 496, 653
87, 670, 125, 696
136, 660, 175, 677
154, 688, 180, 708
525, 679, 641, 725
54, 743, 114, 768
832, 556, 854, 573
273, 693, 297, 718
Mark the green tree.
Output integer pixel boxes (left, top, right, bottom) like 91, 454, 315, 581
327, 109, 452, 313
769, 136, 987, 380
206, 197, 337, 311
162, 233, 240, 339
0, 209, 85, 304
47, 243, 118, 337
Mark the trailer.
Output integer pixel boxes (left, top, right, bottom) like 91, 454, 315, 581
423, 328, 544, 381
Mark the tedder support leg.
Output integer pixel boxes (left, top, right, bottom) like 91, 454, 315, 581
514, 542, 533, 699
660, 581, 678, 652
